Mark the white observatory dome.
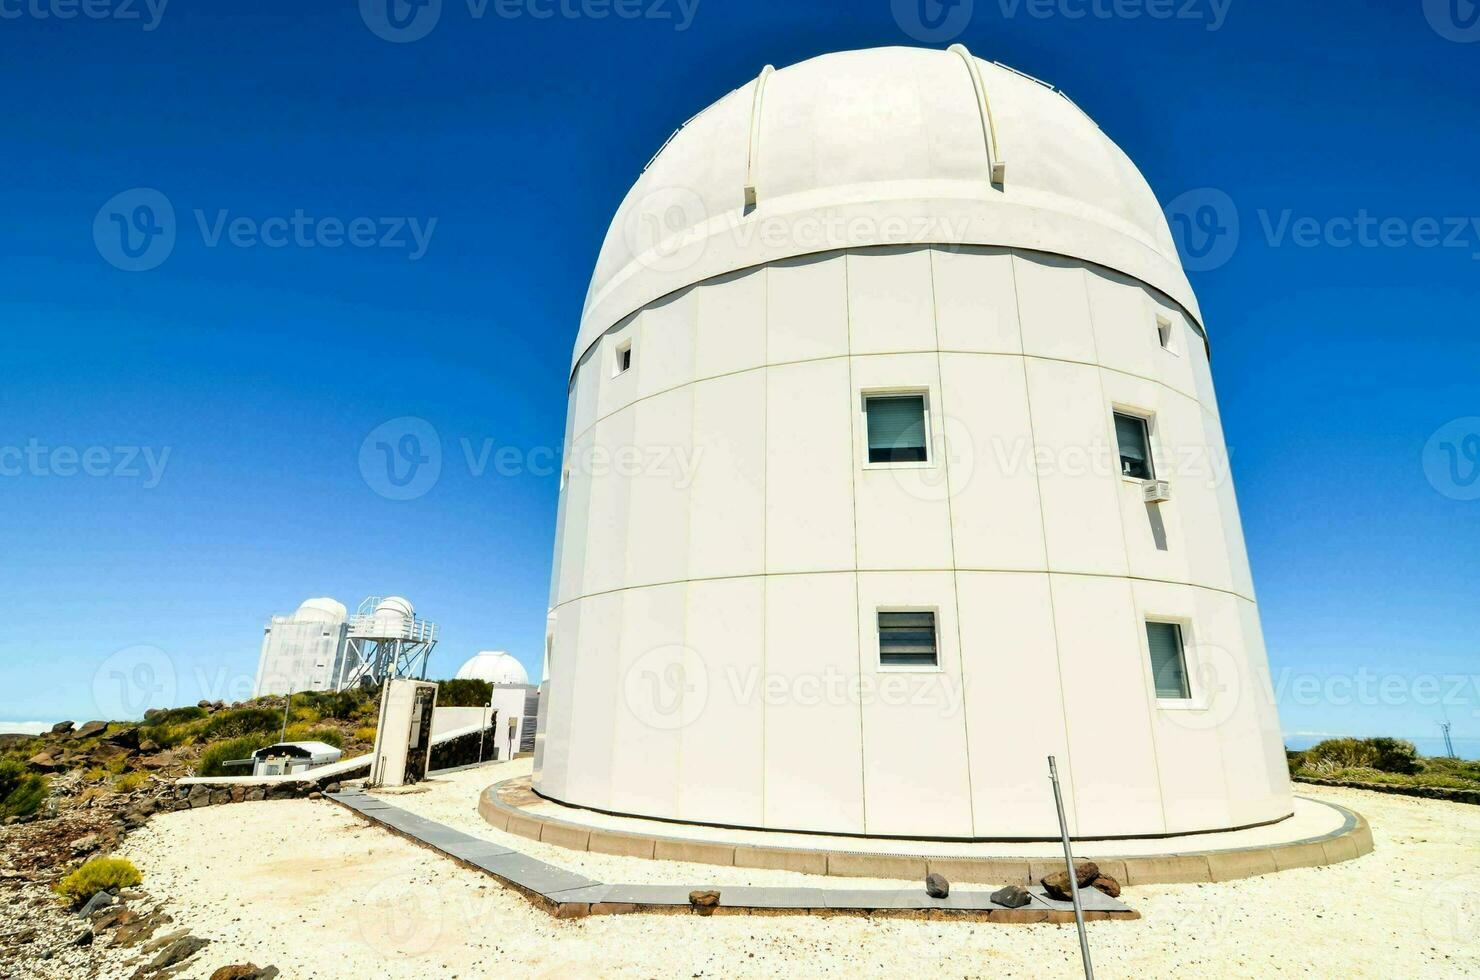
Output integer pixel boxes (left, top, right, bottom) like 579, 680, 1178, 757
538, 46, 1291, 842
455, 651, 530, 686
374, 596, 415, 619
292, 597, 347, 623
575, 45, 1203, 373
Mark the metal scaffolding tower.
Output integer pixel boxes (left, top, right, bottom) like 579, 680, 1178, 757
335, 595, 438, 690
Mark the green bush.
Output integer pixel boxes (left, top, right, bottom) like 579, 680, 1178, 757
294, 689, 371, 721
53, 857, 141, 906
151, 706, 208, 726
1303, 737, 1420, 775
434, 678, 492, 708
201, 707, 281, 741
0, 759, 49, 818
195, 735, 276, 777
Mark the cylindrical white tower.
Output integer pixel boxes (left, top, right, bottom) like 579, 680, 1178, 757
534, 46, 1293, 840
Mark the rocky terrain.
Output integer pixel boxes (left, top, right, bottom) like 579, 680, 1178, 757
0, 694, 380, 978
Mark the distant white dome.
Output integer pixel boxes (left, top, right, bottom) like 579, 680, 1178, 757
293, 597, 347, 623
455, 651, 529, 686
375, 596, 414, 619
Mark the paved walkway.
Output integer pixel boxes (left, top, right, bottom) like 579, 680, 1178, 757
329, 788, 1137, 922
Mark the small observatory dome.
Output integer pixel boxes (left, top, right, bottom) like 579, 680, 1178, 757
293, 597, 347, 623
455, 651, 530, 686
375, 596, 415, 619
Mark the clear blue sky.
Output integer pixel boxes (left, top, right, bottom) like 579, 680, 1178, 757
1, 2, 1476, 754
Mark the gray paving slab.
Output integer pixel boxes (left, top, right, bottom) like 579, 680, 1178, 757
476, 850, 598, 897
1026, 885, 1130, 913
441, 838, 517, 862
543, 884, 610, 904
597, 884, 707, 906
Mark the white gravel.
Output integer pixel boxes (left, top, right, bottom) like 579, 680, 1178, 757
109, 762, 1480, 978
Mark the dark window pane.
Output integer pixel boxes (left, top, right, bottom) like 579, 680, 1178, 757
866, 395, 927, 463
1114, 413, 1153, 479
1146, 621, 1190, 699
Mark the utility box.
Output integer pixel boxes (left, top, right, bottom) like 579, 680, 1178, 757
371, 678, 438, 787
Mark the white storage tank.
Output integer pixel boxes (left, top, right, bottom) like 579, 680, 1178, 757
535, 46, 1293, 840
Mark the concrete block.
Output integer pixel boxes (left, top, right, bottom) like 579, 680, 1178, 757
826, 852, 928, 881
1121, 854, 1212, 885
1321, 835, 1359, 865
926, 858, 1031, 885
506, 813, 544, 842
1350, 820, 1374, 856
1206, 848, 1277, 882
734, 846, 828, 876
588, 830, 655, 859
1270, 840, 1329, 872
652, 839, 736, 867
539, 823, 591, 852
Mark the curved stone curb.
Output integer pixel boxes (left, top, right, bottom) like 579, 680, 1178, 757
331, 788, 1138, 921
479, 778, 1373, 887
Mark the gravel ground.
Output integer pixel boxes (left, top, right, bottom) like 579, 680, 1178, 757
100, 762, 1480, 979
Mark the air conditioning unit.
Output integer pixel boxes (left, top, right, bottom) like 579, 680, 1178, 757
1142, 479, 1172, 503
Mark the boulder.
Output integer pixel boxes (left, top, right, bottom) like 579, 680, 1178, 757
71, 833, 102, 856
1090, 874, 1121, 898
143, 709, 161, 721
186, 785, 212, 808
925, 872, 949, 898
688, 890, 721, 908
72, 720, 108, 740
104, 727, 141, 750
93, 906, 138, 932
1040, 861, 1099, 901
135, 934, 209, 976
51, 721, 75, 735
990, 884, 1032, 909
197, 701, 212, 710
325, 782, 342, 794
79, 891, 115, 917
27, 751, 65, 773
139, 738, 161, 754
230, 786, 247, 804
72, 928, 94, 947
209, 788, 231, 806
209, 965, 280, 980
244, 787, 266, 802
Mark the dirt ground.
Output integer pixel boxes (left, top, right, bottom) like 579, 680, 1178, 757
87, 764, 1480, 978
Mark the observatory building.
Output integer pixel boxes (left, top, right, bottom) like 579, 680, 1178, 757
454, 650, 541, 755
253, 595, 438, 696
534, 47, 1292, 839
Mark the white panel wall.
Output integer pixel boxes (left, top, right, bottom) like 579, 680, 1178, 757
538, 245, 1291, 839
846, 246, 936, 355
767, 252, 848, 363
938, 353, 1047, 571
850, 352, 954, 570
765, 359, 856, 573
855, 570, 973, 837
956, 571, 1079, 836
678, 577, 765, 826
763, 573, 865, 833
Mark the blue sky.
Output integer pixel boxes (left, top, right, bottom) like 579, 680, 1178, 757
1, 1, 1476, 753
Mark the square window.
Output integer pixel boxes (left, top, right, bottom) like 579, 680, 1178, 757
878, 610, 938, 668
1114, 412, 1154, 480
1146, 621, 1191, 699
1156, 317, 1174, 351
865, 394, 928, 463
613, 340, 632, 377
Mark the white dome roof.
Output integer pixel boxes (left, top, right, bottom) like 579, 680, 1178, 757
576, 45, 1200, 371
374, 596, 414, 619
293, 597, 347, 623
454, 650, 530, 686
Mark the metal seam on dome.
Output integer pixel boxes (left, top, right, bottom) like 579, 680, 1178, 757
744, 65, 775, 212
949, 45, 1005, 185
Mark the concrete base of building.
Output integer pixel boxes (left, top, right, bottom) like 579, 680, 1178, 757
480, 777, 1373, 887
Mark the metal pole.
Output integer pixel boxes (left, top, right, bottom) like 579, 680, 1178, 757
478, 699, 490, 763
1048, 755, 1093, 980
